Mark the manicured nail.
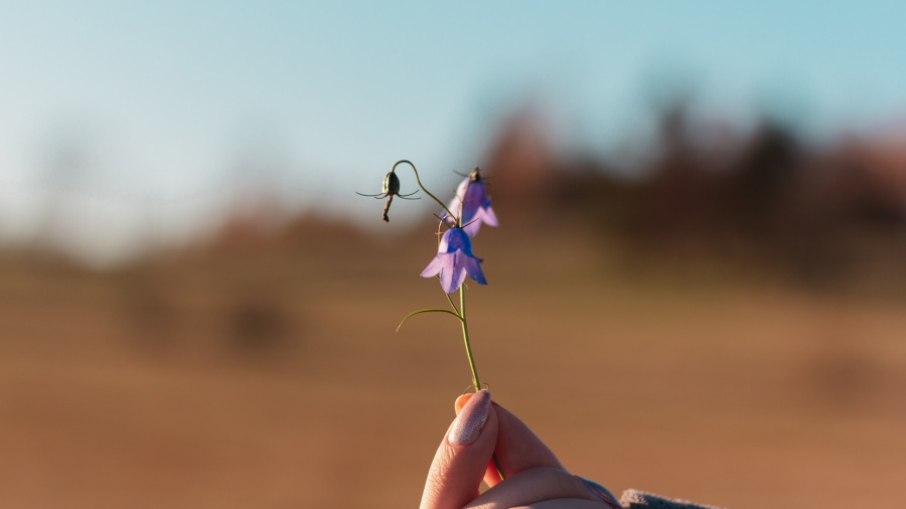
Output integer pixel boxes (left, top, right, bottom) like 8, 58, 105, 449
448, 389, 491, 445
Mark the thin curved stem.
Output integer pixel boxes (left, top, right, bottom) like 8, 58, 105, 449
458, 285, 481, 392
396, 308, 463, 332
392, 160, 458, 225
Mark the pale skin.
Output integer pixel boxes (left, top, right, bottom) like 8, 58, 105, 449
420, 392, 613, 509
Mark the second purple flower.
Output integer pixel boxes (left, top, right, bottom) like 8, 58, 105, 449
447, 167, 498, 237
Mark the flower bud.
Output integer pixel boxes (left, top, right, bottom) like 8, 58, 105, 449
382, 171, 401, 196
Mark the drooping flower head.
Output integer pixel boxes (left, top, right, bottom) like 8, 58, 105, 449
447, 167, 498, 237
420, 227, 487, 294
381, 170, 401, 196
356, 166, 419, 222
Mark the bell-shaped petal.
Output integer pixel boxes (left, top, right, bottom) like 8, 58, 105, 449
420, 227, 487, 293
447, 167, 498, 237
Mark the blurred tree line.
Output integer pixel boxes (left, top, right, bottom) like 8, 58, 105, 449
485, 100, 906, 292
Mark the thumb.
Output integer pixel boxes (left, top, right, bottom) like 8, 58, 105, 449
419, 389, 498, 509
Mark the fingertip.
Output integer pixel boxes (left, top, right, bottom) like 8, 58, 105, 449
447, 390, 492, 445
454, 393, 472, 415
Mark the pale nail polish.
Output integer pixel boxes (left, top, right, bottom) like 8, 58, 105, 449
447, 389, 491, 445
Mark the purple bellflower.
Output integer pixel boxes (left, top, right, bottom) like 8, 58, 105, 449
420, 227, 487, 294
447, 167, 498, 237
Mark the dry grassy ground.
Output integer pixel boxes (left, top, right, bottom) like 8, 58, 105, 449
1, 222, 904, 508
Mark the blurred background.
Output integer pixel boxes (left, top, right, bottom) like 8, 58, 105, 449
2, 2, 906, 508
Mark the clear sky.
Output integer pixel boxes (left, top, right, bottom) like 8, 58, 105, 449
2, 1, 906, 263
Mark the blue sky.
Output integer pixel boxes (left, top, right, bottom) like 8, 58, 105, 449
2, 1, 906, 263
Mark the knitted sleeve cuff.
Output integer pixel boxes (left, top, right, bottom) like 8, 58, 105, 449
620, 489, 725, 509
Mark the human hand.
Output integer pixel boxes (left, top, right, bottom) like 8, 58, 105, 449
419, 390, 621, 509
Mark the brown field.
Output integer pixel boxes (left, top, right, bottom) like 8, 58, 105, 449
1, 219, 904, 509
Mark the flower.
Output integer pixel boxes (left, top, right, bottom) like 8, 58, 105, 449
420, 227, 487, 293
356, 168, 419, 222
447, 167, 498, 237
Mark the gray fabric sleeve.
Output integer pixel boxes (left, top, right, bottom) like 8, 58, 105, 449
620, 489, 725, 509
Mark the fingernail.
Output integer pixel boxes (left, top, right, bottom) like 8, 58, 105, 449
447, 389, 491, 445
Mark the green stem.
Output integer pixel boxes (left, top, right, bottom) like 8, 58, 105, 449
457, 287, 503, 479
396, 308, 462, 332
392, 160, 458, 224
459, 285, 481, 392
